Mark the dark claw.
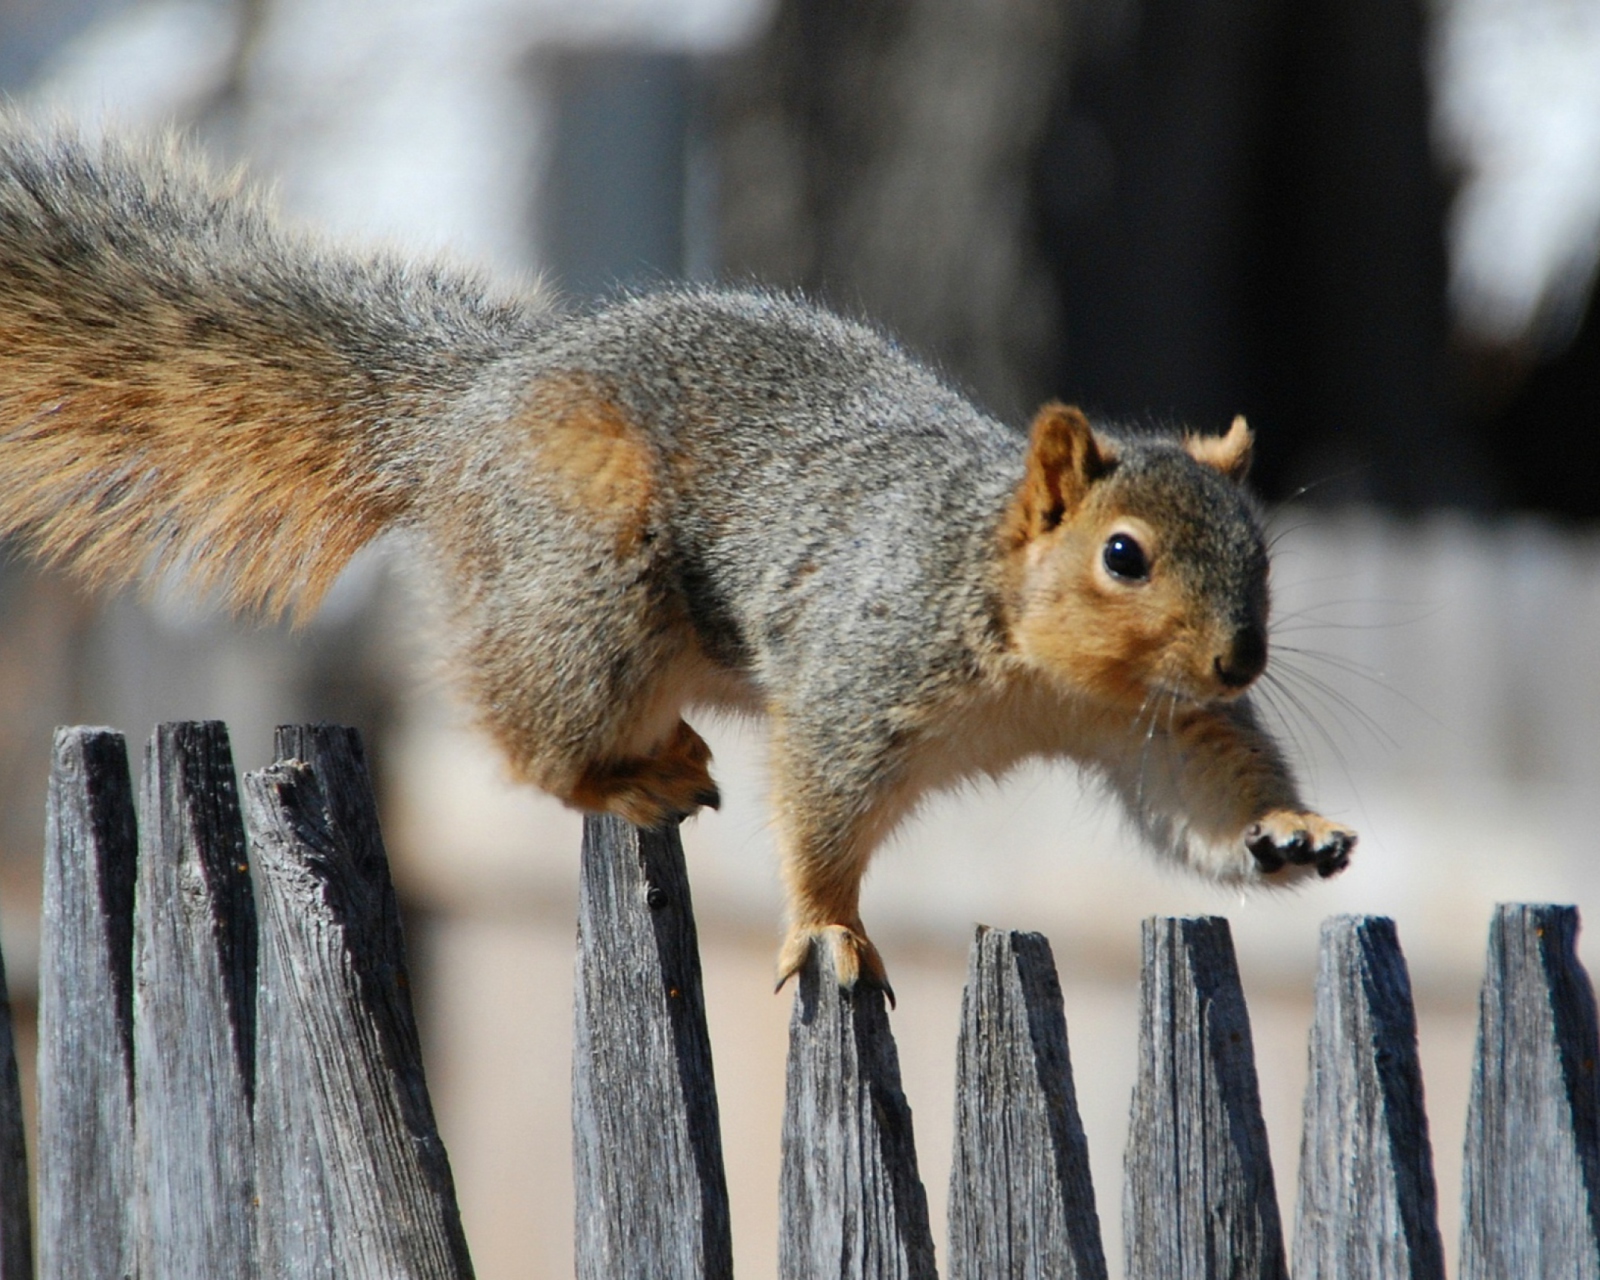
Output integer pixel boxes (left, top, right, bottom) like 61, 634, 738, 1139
1316, 833, 1355, 878
857, 969, 897, 1010
1284, 834, 1319, 865
1247, 834, 1287, 874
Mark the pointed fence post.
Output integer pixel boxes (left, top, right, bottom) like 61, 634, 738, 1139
38, 727, 135, 1280
1460, 903, 1600, 1279
134, 721, 258, 1278
947, 926, 1106, 1280
1124, 915, 1286, 1280
1294, 915, 1445, 1279
571, 814, 732, 1279
778, 933, 937, 1280
248, 724, 475, 1278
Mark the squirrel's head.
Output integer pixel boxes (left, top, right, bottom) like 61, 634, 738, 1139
1001, 403, 1269, 710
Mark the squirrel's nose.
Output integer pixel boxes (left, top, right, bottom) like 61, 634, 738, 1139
1214, 626, 1267, 690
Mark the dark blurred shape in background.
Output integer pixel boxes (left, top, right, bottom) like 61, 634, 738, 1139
713, 0, 1600, 518
539, 50, 697, 296
0, 0, 128, 87
1036, 0, 1468, 509
715, 0, 1068, 423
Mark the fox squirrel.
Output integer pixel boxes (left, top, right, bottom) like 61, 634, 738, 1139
0, 126, 1354, 991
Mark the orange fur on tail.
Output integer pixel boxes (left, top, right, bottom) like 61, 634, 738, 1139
0, 334, 407, 620
0, 127, 528, 620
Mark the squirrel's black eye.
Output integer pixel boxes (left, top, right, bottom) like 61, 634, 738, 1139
1102, 533, 1150, 582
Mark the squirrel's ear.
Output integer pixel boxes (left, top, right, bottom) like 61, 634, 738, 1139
1185, 415, 1253, 483
1011, 403, 1109, 540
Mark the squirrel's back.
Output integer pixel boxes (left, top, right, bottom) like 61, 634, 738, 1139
502, 289, 1026, 678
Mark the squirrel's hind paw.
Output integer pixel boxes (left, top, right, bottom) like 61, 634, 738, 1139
570, 721, 721, 827
1246, 810, 1356, 880
776, 923, 895, 1006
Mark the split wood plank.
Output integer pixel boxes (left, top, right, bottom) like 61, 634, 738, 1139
1293, 914, 1445, 1279
38, 726, 135, 1280
572, 814, 732, 1279
1124, 915, 1286, 1280
947, 926, 1107, 1280
1460, 902, 1600, 1279
248, 724, 474, 1278
133, 721, 258, 1278
779, 933, 937, 1280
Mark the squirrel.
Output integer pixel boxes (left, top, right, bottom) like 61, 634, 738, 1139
0, 125, 1355, 992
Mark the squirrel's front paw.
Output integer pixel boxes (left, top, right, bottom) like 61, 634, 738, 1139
776, 922, 894, 1004
1246, 810, 1356, 880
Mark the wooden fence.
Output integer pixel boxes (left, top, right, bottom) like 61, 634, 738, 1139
0, 720, 1596, 1277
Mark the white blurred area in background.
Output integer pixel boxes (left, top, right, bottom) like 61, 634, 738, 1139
1433, 0, 1600, 349
5, 0, 1600, 1275
24, 0, 766, 271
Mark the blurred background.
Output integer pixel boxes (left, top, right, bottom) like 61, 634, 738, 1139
2, 0, 1600, 1273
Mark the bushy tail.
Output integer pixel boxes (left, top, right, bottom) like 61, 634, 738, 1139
0, 124, 541, 619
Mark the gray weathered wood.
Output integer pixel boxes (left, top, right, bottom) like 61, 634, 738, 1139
572, 814, 732, 1279
1124, 916, 1286, 1280
1293, 915, 1445, 1279
38, 727, 135, 1280
1460, 903, 1600, 1279
947, 927, 1106, 1280
248, 724, 474, 1279
134, 721, 258, 1278
779, 933, 937, 1280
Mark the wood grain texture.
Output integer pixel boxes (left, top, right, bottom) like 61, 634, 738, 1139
134, 721, 258, 1277
1124, 916, 1286, 1280
947, 927, 1106, 1280
1293, 915, 1444, 1279
38, 727, 134, 1280
779, 933, 937, 1280
249, 724, 474, 1279
572, 814, 732, 1280
1460, 903, 1600, 1279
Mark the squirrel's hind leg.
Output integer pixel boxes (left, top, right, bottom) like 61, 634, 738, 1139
454, 577, 723, 827
568, 719, 721, 826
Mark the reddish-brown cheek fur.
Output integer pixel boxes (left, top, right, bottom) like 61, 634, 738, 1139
1012, 540, 1196, 707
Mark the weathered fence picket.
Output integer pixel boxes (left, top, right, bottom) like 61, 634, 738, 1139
37, 721, 469, 1280
1460, 902, 1600, 1278
1124, 915, 1287, 1280
134, 721, 257, 1277
38, 728, 135, 1280
25, 718, 1600, 1278
1294, 915, 1445, 1280
780, 931, 937, 1280
946, 927, 1106, 1280
251, 724, 474, 1278
572, 814, 731, 1280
